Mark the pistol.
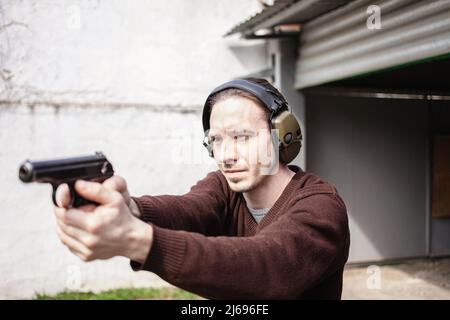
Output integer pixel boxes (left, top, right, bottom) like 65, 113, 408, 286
18, 152, 114, 208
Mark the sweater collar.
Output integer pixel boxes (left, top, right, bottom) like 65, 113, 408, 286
243, 165, 306, 233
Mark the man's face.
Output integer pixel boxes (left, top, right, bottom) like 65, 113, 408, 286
208, 96, 278, 193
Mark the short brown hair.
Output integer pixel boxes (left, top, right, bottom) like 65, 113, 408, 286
206, 77, 287, 127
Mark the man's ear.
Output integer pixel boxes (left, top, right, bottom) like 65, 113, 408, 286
257, 129, 278, 174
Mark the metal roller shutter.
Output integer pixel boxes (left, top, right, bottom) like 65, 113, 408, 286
295, 0, 450, 89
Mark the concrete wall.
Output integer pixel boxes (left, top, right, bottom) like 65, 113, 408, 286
0, 0, 268, 298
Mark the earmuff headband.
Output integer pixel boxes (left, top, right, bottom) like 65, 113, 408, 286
202, 79, 288, 133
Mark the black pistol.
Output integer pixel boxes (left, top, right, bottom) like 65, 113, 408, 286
19, 152, 114, 208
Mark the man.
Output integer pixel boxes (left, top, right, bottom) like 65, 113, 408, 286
54, 78, 350, 299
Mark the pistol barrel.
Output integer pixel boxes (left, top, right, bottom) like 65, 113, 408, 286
18, 152, 114, 184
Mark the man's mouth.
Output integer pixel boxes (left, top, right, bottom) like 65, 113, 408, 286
224, 169, 246, 173
224, 169, 246, 180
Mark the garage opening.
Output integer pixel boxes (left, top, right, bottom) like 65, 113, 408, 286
303, 55, 450, 262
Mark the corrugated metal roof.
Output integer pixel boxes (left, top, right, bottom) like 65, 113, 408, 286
225, 0, 299, 36
225, 0, 352, 37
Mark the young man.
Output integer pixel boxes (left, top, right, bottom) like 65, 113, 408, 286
54, 78, 350, 299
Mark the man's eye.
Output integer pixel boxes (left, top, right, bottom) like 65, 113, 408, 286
210, 136, 222, 143
234, 135, 250, 142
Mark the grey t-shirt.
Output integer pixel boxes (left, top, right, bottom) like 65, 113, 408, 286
246, 205, 270, 224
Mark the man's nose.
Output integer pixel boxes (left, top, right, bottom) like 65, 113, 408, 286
218, 139, 238, 165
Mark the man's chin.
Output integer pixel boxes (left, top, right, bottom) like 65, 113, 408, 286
226, 179, 254, 193
228, 184, 249, 193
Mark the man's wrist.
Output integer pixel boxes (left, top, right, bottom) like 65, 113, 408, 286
125, 218, 154, 264
129, 198, 142, 218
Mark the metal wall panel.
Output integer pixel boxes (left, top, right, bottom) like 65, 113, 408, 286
296, 0, 450, 88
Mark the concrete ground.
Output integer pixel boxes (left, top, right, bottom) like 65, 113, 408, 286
342, 257, 450, 299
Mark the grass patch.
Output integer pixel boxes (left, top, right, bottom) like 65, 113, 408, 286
34, 287, 201, 300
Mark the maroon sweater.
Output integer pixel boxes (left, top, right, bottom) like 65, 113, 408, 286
130, 165, 350, 299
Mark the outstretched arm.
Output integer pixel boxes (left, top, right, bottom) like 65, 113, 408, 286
53, 178, 349, 299
131, 171, 230, 235
131, 193, 350, 299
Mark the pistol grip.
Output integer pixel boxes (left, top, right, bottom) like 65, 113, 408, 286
52, 183, 98, 208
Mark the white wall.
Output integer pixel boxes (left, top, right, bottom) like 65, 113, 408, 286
0, 0, 268, 298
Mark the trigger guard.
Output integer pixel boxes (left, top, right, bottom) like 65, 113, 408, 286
67, 182, 77, 208
51, 185, 59, 207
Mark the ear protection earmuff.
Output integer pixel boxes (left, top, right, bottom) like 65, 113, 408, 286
202, 79, 302, 164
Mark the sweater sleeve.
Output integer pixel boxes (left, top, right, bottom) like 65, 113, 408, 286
131, 171, 229, 236
131, 193, 350, 299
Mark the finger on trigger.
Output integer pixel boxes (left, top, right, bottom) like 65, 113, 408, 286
55, 183, 71, 208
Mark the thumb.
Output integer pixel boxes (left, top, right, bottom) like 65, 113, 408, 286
103, 176, 130, 205
74, 180, 120, 205
103, 176, 127, 193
